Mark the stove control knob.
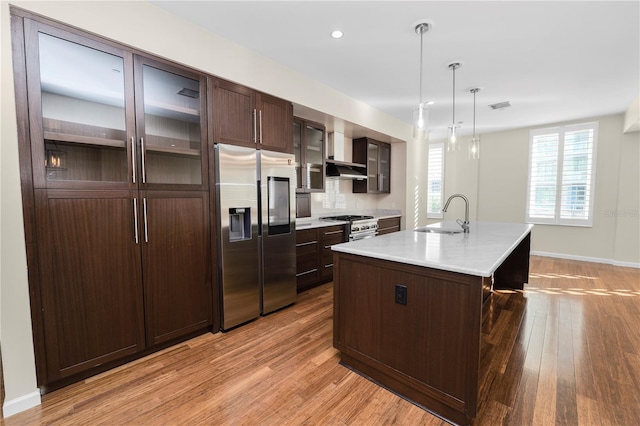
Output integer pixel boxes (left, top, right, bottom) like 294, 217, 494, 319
352, 226, 360, 232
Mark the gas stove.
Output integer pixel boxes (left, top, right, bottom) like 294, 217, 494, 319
321, 214, 378, 240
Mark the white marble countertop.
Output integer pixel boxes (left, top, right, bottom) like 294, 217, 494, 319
295, 218, 348, 230
331, 221, 533, 277
295, 210, 402, 230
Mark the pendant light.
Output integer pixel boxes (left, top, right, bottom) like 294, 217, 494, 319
469, 88, 481, 160
447, 62, 462, 151
412, 20, 432, 141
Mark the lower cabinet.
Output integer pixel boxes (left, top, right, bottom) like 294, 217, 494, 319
296, 225, 346, 291
295, 228, 320, 290
320, 226, 346, 280
377, 216, 401, 235
141, 191, 212, 346
34, 189, 212, 383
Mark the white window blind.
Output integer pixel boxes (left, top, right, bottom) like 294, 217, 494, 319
526, 122, 598, 226
427, 143, 444, 219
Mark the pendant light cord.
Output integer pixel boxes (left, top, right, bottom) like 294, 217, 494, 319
452, 64, 456, 125
472, 89, 476, 138
419, 26, 424, 105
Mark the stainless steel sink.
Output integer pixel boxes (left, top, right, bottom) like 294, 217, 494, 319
414, 227, 463, 235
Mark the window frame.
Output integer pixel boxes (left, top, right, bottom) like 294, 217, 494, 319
526, 121, 599, 227
427, 142, 445, 219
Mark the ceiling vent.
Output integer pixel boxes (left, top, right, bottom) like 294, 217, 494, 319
489, 101, 511, 110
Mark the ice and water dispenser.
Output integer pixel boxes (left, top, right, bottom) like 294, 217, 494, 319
228, 207, 251, 241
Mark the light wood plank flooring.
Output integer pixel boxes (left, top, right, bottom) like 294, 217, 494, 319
2, 256, 639, 425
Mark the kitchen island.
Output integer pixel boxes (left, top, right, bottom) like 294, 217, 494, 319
331, 221, 533, 425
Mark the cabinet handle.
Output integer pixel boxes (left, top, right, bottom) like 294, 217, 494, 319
323, 245, 333, 249
259, 110, 263, 144
143, 197, 149, 243
296, 269, 318, 277
295, 240, 318, 247
324, 230, 343, 236
140, 137, 147, 183
133, 198, 139, 244
130, 137, 136, 184
252, 109, 257, 144
325, 263, 334, 268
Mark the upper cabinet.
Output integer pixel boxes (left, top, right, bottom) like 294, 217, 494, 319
352, 137, 391, 194
293, 117, 325, 193
212, 78, 292, 153
26, 22, 134, 190
134, 57, 208, 189
25, 21, 208, 191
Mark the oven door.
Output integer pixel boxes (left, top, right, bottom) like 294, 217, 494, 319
349, 230, 378, 241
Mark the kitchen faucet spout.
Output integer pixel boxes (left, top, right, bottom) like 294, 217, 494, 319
442, 194, 470, 233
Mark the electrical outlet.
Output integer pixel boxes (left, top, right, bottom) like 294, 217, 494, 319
395, 284, 407, 305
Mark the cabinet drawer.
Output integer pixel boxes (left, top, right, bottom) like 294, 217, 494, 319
322, 234, 345, 250
296, 229, 319, 256
320, 255, 335, 280
320, 225, 345, 238
377, 217, 401, 235
296, 255, 319, 287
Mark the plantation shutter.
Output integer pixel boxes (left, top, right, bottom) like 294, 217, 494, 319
526, 122, 598, 226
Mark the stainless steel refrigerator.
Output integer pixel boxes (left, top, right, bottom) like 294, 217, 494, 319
215, 143, 296, 330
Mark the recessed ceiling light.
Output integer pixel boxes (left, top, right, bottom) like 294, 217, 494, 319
331, 30, 343, 39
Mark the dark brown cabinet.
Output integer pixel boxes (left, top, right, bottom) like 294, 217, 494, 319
293, 117, 325, 192
377, 217, 401, 235
141, 191, 211, 346
35, 190, 145, 381
295, 228, 320, 290
213, 78, 292, 153
19, 18, 212, 385
320, 225, 346, 280
353, 138, 391, 194
296, 225, 346, 291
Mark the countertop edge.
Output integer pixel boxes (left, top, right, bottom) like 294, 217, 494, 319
331, 222, 533, 277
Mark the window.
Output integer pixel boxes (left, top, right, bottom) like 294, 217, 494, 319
526, 122, 598, 226
427, 142, 444, 219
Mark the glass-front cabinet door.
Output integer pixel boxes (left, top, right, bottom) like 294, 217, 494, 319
135, 57, 207, 189
367, 142, 380, 192
292, 117, 325, 193
304, 123, 324, 191
27, 23, 134, 189
379, 143, 391, 193
293, 119, 303, 191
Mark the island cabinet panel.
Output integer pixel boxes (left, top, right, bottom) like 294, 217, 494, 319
333, 253, 483, 425
376, 217, 401, 235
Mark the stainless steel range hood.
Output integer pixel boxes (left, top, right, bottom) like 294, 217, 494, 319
326, 161, 367, 180
326, 132, 367, 180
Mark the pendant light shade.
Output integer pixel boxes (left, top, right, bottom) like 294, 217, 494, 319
413, 102, 429, 140
413, 20, 432, 141
447, 62, 462, 151
469, 88, 481, 160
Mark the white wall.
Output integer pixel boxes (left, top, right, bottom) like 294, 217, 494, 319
1, 0, 413, 415
473, 114, 639, 265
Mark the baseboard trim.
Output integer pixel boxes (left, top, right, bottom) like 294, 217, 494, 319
531, 251, 640, 269
2, 390, 40, 418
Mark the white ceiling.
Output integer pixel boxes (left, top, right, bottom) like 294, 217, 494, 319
150, 1, 640, 141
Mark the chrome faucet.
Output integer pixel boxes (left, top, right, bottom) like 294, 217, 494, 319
442, 193, 470, 233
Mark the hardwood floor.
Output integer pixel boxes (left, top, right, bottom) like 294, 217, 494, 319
2, 256, 639, 425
